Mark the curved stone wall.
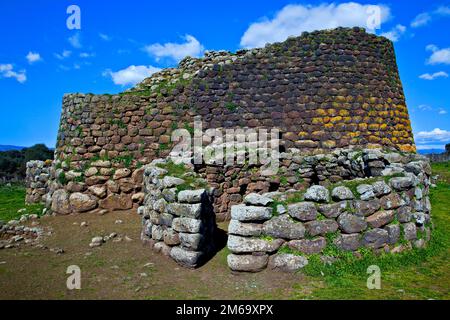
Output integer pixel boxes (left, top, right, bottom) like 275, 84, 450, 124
46, 27, 415, 214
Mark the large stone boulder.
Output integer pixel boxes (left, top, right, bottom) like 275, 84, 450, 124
268, 253, 308, 272
304, 185, 330, 203
99, 194, 133, 210
227, 254, 268, 272
337, 213, 367, 233
230, 205, 272, 221
177, 189, 205, 203
170, 246, 203, 268
227, 235, 284, 253
287, 202, 317, 221
288, 237, 326, 254
51, 189, 71, 214
304, 220, 338, 237
262, 215, 305, 240
69, 192, 97, 212
243, 193, 273, 206
331, 186, 354, 201
228, 220, 263, 237
366, 210, 395, 228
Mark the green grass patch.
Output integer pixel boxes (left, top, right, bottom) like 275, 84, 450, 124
0, 184, 45, 221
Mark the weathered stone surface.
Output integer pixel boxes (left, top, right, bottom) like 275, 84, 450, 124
334, 233, 361, 251
403, 222, 417, 240
88, 185, 106, 198
99, 194, 132, 210
153, 198, 167, 213
243, 193, 273, 206
287, 202, 317, 221
170, 246, 203, 268
304, 220, 338, 237
318, 201, 347, 218
113, 168, 131, 180
385, 224, 400, 244
167, 203, 202, 218
230, 205, 272, 221
268, 253, 308, 272
162, 176, 185, 188
228, 220, 263, 237
227, 235, 284, 253
337, 213, 367, 233
356, 184, 375, 200
288, 237, 326, 254
227, 254, 268, 272
362, 228, 389, 248
179, 232, 203, 250
91, 160, 111, 168
352, 199, 381, 217
304, 185, 330, 203
397, 206, 412, 223
151, 225, 164, 241
366, 210, 395, 228
51, 189, 71, 214
331, 186, 354, 201
372, 181, 391, 197
177, 189, 205, 203
69, 192, 97, 212
163, 228, 180, 246
380, 193, 404, 210
262, 215, 305, 239
154, 242, 172, 256
172, 217, 202, 233
162, 188, 177, 202
389, 176, 415, 191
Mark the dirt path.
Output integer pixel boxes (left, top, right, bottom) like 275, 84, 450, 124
0, 210, 314, 300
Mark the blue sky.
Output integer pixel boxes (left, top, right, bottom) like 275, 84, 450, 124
0, 0, 449, 150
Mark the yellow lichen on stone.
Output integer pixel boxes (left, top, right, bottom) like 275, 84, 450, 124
330, 116, 342, 124
312, 118, 324, 125
368, 123, 379, 131
339, 109, 349, 117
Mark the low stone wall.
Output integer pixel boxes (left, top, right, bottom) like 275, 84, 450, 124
227, 162, 432, 272
25, 160, 52, 204
139, 159, 217, 268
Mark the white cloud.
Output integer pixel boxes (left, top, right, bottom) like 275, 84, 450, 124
415, 128, 450, 144
104, 65, 161, 86
54, 50, 72, 60
239, 3, 391, 48
0, 64, 26, 83
419, 71, 448, 80
144, 34, 204, 62
417, 104, 432, 111
411, 6, 450, 28
426, 45, 450, 65
380, 24, 406, 42
26, 52, 42, 64
99, 33, 112, 41
411, 13, 432, 28
79, 52, 94, 58
68, 33, 82, 48
438, 108, 448, 115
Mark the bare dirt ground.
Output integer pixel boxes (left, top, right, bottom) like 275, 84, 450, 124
0, 210, 315, 300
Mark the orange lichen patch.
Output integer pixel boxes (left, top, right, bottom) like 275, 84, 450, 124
322, 140, 336, 148
368, 135, 381, 143
339, 109, 350, 117
312, 118, 323, 125
348, 132, 360, 138
399, 144, 416, 153
343, 116, 352, 123
298, 131, 309, 138
330, 116, 343, 124
358, 123, 368, 131
327, 108, 338, 116
324, 123, 333, 129
323, 116, 330, 123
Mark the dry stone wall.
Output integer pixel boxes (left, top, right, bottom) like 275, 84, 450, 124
25, 160, 52, 204
227, 162, 432, 272
139, 159, 217, 268
40, 27, 416, 215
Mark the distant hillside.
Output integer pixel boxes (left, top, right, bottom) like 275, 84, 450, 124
0, 145, 25, 151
